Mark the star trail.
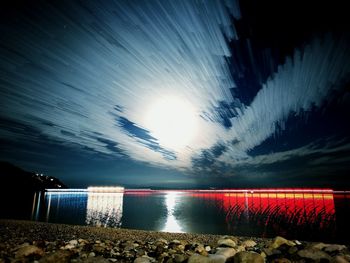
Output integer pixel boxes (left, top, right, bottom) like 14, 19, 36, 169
1, 0, 349, 188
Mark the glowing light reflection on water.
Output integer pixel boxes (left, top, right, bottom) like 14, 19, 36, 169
162, 192, 183, 233
86, 192, 123, 227
30, 189, 350, 242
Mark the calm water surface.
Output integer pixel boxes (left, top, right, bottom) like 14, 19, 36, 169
4, 190, 350, 243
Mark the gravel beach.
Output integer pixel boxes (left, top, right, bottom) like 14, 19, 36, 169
0, 219, 349, 263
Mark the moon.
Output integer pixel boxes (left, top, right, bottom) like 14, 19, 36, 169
144, 97, 198, 151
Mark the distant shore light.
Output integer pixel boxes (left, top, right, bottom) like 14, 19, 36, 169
87, 186, 124, 193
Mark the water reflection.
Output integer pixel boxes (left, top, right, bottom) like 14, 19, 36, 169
36, 191, 123, 227
31, 191, 41, 221
30, 190, 350, 242
189, 192, 337, 239
162, 192, 183, 233
86, 192, 123, 227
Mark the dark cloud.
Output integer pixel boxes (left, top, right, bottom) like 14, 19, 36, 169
117, 116, 176, 160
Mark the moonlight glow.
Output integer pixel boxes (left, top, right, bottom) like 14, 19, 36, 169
144, 97, 198, 151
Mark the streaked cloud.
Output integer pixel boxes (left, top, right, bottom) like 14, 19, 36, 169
0, 0, 349, 183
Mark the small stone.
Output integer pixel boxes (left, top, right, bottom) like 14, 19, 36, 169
68, 240, 78, 246
39, 250, 73, 263
93, 244, 105, 254
174, 254, 187, 263
16, 245, 44, 258
216, 248, 237, 259
136, 248, 146, 256
208, 254, 226, 263
177, 244, 185, 251
88, 252, 96, 257
205, 246, 211, 252
195, 244, 207, 255
222, 236, 239, 242
312, 242, 328, 250
271, 259, 291, 263
188, 254, 210, 263
332, 255, 350, 263
236, 246, 246, 253
288, 246, 298, 254
263, 248, 281, 257
108, 259, 117, 262
344, 255, 350, 261
15, 242, 31, 250
63, 244, 75, 250
324, 244, 347, 252
33, 240, 46, 248
241, 240, 257, 248
217, 238, 236, 248
297, 248, 332, 261
168, 249, 177, 255
171, 240, 181, 245
83, 257, 110, 263
134, 257, 152, 263
270, 236, 296, 249
156, 238, 168, 244
233, 251, 264, 263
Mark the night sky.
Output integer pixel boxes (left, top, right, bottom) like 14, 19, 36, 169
1, 0, 350, 188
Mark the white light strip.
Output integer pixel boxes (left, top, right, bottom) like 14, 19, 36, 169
87, 186, 124, 193
46, 188, 87, 192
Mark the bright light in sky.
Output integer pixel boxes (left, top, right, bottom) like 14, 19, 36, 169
144, 97, 198, 150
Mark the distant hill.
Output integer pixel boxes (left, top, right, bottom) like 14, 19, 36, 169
0, 161, 67, 193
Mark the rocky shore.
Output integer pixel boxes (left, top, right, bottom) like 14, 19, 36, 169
0, 220, 349, 263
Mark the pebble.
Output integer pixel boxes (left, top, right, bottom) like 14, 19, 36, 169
271, 258, 291, 263
63, 243, 76, 250
188, 253, 210, 263
208, 254, 226, 263
39, 250, 73, 263
205, 245, 211, 252
217, 238, 236, 248
233, 251, 264, 263
215, 247, 237, 259
270, 236, 296, 249
173, 254, 187, 263
241, 240, 257, 248
1, 221, 350, 263
324, 244, 347, 252
288, 246, 298, 254
156, 238, 168, 245
332, 255, 350, 263
16, 245, 44, 258
134, 257, 152, 263
311, 242, 328, 250
68, 240, 78, 246
83, 256, 110, 262
297, 248, 332, 261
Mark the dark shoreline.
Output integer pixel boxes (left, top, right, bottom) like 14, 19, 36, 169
1, 219, 350, 262
0, 219, 226, 245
